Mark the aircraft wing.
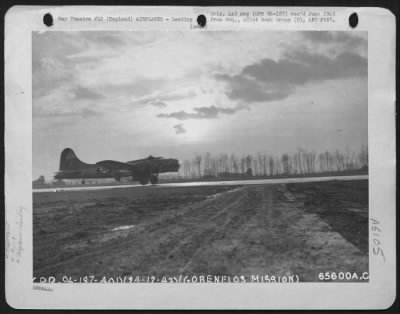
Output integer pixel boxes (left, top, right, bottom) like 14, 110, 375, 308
96, 160, 134, 171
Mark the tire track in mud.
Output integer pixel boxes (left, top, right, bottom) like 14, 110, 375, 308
34, 186, 250, 277
173, 184, 301, 277
130, 187, 258, 275
175, 187, 262, 274
220, 184, 304, 278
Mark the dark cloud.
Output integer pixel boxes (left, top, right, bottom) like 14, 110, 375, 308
33, 107, 102, 119
216, 50, 367, 103
157, 105, 249, 120
132, 90, 197, 108
216, 74, 293, 102
73, 85, 104, 100
244, 51, 367, 83
300, 31, 366, 49
149, 100, 168, 107
129, 98, 167, 108
301, 31, 334, 43
173, 124, 186, 134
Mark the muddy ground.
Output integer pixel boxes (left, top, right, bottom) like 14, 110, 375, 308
33, 180, 368, 282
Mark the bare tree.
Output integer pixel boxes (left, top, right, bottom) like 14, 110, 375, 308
221, 153, 229, 173
269, 156, 274, 176
245, 155, 253, 173
256, 152, 266, 176
281, 153, 290, 174
178, 146, 368, 180
304, 150, 316, 173
203, 152, 211, 176
318, 152, 326, 172
240, 155, 246, 173
194, 154, 202, 177
230, 153, 238, 173
358, 144, 368, 168
182, 160, 191, 178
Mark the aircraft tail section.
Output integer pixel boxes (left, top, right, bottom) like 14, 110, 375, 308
59, 148, 91, 171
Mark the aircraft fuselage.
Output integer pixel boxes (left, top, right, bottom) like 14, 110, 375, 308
53, 148, 180, 185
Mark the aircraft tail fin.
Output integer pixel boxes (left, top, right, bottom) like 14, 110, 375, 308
59, 148, 90, 171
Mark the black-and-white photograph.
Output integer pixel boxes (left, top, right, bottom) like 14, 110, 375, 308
31, 30, 369, 283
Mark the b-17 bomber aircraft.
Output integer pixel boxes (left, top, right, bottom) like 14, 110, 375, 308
54, 148, 181, 185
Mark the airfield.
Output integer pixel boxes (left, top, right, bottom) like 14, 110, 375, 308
33, 176, 368, 282
33, 174, 368, 192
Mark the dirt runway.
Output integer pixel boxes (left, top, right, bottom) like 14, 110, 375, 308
33, 180, 368, 282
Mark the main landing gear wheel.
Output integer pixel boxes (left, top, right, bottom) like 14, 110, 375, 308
150, 174, 158, 185
139, 177, 149, 185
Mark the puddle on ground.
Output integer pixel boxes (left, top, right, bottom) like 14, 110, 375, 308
112, 225, 135, 231
206, 187, 243, 199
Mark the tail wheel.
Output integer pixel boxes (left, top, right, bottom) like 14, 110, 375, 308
150, 174, 158, 185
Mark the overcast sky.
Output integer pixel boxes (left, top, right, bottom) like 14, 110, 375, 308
33, 31, 367, 179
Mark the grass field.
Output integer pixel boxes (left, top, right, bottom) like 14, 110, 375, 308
33, 180, 368, 282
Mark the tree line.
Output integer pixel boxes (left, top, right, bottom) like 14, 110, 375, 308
178, 145, 368, 178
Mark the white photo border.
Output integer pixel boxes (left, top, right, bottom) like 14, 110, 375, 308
4, 6, 396, 309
